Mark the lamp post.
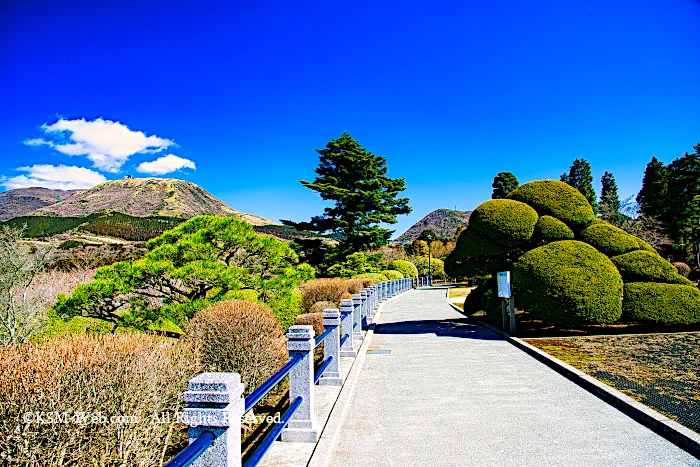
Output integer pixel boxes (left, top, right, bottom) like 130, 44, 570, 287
425, 233, 432, 286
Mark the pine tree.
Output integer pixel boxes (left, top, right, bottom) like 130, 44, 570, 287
491, 172, 519, 199
665, 145, 700, 262
636, 156, 668, 218
282, 132, 411, 254
599, 171, 620, 218
561, 158, 597, 213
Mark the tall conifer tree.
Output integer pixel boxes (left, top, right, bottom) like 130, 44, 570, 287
560, 158, 597, 213
491, 172, 519, 199
636, 156, 668, 218
599, 171, 620, 217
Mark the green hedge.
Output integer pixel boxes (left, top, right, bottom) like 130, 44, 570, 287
579, 222, 645, 257
622, 282, 700, 325
506, 180, 595, 231
532, 215, 575, 244
611, 250, 693, 286
454, 228, 507, 258
381, 269, 404, 280
513, 240, 623, 326
389, 259, 419, 278
352, 272, 389, 283
469, 199, 538, 247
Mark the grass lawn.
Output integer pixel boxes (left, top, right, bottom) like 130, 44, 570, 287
525, 333, 700, 434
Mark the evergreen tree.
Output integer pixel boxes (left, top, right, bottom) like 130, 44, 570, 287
599, 171, 620, 218
491, 172, 519, 199
636, 156, 668, 218
282, 132, 411, 254
560, 158, 597, 213
665, 145, 700, 263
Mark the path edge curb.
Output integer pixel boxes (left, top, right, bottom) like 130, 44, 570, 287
445, 296, 700, 459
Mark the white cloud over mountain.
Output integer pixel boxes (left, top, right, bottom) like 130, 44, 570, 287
25, 118, 175, 173
136, 154, 196, 175
0, 164, 107, 190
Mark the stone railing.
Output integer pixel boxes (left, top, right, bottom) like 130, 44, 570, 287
165, 278, 414, 467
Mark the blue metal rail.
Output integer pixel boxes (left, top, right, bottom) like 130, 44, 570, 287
244, 353, 303, 414
165, 430, 216, 467
314, 327, 333, 347
243, 396, 303, 467
314, 356, 334, 384
339, 334, 349, 348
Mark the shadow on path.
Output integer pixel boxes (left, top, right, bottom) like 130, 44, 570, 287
374, 317, 502, 340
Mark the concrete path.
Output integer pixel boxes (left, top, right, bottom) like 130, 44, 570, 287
324, 288, 699, 467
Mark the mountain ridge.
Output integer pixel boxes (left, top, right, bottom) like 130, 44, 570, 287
0, 187, 79, 220
396, 208, 472, 242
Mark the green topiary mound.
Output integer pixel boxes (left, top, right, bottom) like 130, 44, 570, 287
389, 259, 418, 278
532, 215, 575, 244
352, 273, 388, 283
579, 222, 644, 257
622, 282, 700, 325
611, 250, 693, 286
381, 269, 404, 280
454, 228, 508, 257
469, 199, 539, 247
506, 180, 595, 232
513, 240, 623, 326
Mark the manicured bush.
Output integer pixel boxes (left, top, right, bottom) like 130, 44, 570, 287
183, 300, 287, 395
346, 279, 366, 294
310, 300, 337, 314
454, 228, 507, 257
382, 269, 404, 280
579, 222, 644, 257
352, 272, 388, 283
532, 215, 575, 244
294, 312, 325, 338
389, 259, 419, 278
412, 256, 446, 279
327, 252, 380, 277
506, 180, 595, 231
299, 278, 356, 310
622, 282, 700, 325
611, 251, 693, 286
513, 240, 623, 326
673, 262, 691, 278
469, 199, 539, 247
0, 334, 199, 466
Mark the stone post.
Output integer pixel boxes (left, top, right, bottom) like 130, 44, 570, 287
339, 299, 357, 357
182, 372, 244, 467
360, 290, 368, 327
281, 325, 318, 442
351, 294, 363, 339
319, 308, 342, 386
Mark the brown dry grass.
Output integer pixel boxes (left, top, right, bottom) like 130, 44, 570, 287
526, 332, 700, 433
0, 333, 198, 466
299, 278, 365, 310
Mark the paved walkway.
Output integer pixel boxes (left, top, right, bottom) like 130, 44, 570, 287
325, 288, 699, 467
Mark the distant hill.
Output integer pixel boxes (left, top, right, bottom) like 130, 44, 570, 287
29, 178, 275, 225
396, 209, 472, 242
0, 187, 78, 220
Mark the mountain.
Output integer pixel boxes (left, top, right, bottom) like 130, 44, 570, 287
0, 187, 78, 220
29, 178, 276, 225
396, 208, 472, 242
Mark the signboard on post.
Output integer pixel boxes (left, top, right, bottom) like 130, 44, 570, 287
497, 271, 511, 298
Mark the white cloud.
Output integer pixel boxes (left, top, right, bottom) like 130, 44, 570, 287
136, 154, 196, 175
24, 118, 175, 173
0, 165, 107, 190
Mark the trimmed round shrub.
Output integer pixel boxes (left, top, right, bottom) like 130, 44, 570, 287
294, 312, 325, 338
310, 300, 337, 314
673, 262, 691, 278
513, 240, 623, 326
506, 180, 595, 231
299, 278, 354, 309
184, 300, 287, 395
382, 269, 404, 280
469, 199, 539, 247
389, 259, 419, 278
454, 228, 507, 258
352, 272, 388, 283
579, 222, 646, 257
611, 251, 693, 286
622, 282, 700, 325
412, 256, 446, 279
532, 215, 575, 244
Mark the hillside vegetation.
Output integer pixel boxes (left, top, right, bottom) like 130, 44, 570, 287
0, 187, 78, 220
397, 208, 472, 242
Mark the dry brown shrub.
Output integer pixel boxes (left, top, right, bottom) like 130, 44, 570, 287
294, 312, 324, 338
673, 262, 691, 278
310, 301, 337, 315
299, 278, 347, 309
345, 279, 366, 294
0, 333, 198, 466
183, 300, 287, 397
359, 278, 373, 288
340, 291, 352, 300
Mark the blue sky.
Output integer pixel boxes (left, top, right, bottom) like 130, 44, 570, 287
1, 1, 699, 237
